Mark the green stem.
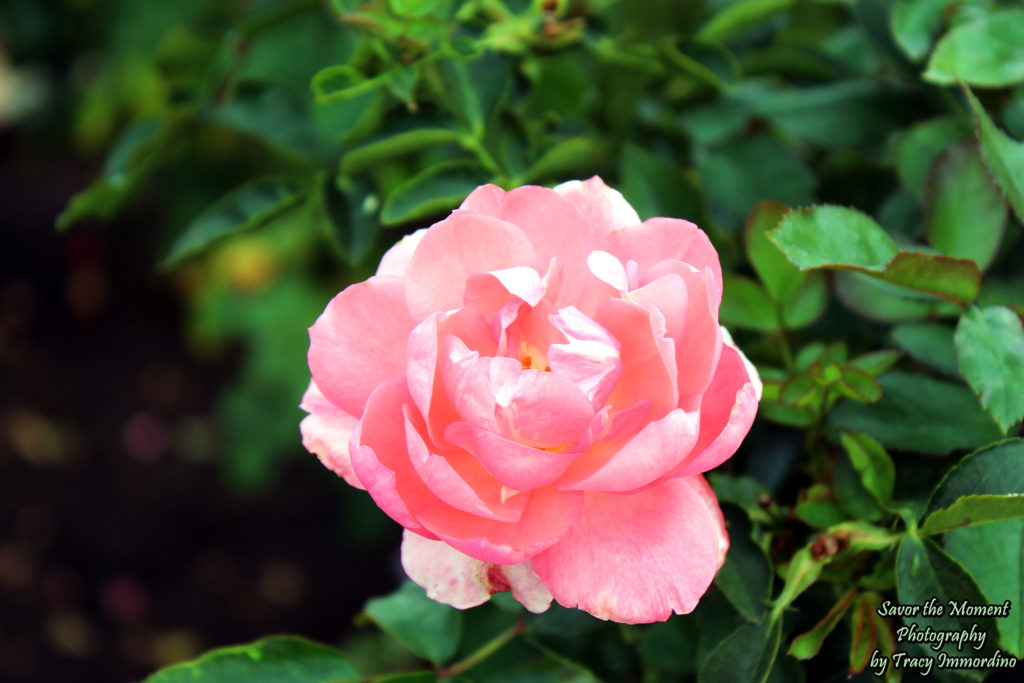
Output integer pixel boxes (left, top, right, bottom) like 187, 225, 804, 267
776, 328, 795, 373
438, 616, 526, 679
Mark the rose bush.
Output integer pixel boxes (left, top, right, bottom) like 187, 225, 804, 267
301, 177, 761, 624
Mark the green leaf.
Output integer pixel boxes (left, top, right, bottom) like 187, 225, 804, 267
340, 125, 464, 175
741, 80, 921, 148
720, 276, 780, 332
698, 618, 782, 683
697, 0, 796, 42
871, 251, 981, 306
928, 439, 1024, 512
849, 350, 902, 377
925, 141, 1007, 272
788, 589, 855, 660
955, 306, 1024, 433
924, 9, 1024, 87
57, 118, 172, 230
890, 0, 956, 62
833, 271, 937, 323
522, 137, 602, 184
380, 161, 492, 226
714, 505, 773, 622
834, 448, 885, 523
890, 322, 959, 377
745, 201, 803, 302
311, 65, 382, 103
840, 432, 895, 505
162, 178, 307, 267
895, 535, 998, 666
780, 272, 828, 329
314, 176, 379, 267
142, 635, 358, 683
771, 206, 981, 305
210, 82, 324, 160
436, 53, 511, 134
619, 144, 708, 223
963, 84, 1024, 222
695, 136, 815, 225
779, 374, 818, 407
363, 581, 462, 665
847, 594, 876, 675
834, 366, 882, 404
921, 494, 1024, 535
829, 372, 1003, 455
944, 519, 1024, 657
770, 205, 898, 270
794, 500, 847, 529
773, 547, 823, 616
389, 0, 439, 16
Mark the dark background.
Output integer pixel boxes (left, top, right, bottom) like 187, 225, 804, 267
0, 109, 401, 683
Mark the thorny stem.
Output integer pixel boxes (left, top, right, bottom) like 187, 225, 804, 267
437, 615, 527, 679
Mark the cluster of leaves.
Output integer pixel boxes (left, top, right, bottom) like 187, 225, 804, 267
43, 0, 1024, 680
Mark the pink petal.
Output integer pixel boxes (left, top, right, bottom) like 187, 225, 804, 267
416, 486, 584, 564
689, 476, 730, 569
377, 228, 428, 276
595, 298, 679, 420
556, 407, 699, 492
464, 266, 546, 323
349, 378, 441, 539
494, 370, 594, 449
308, 276, 414, 416
547, 306, 622, 409
445, 421, 578, 490
299, 381, 364, 489
403, 211, 537, 320
553, 176, 642, 236
530, 477, 725, 623
459, 183, 506, 215
586, 250, 629, 294
671, 332, 761, 478
439, 336, 500, 432
403, 406, 526, 523
629, 268, 722, 407
603, 217, 723, 307
406, 308, 494, 446
468, 185, 598, 306
401, 530, 552, 613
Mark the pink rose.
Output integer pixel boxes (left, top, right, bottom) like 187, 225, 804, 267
302, 177, 761, 624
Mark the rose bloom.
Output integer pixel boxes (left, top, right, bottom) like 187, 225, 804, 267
301, 177, 761, 624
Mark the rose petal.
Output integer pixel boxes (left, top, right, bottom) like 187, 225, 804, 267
407, 308, 495, 445
349, 378, 440, 539
378, 228, 428, 276
299, 380, 364, 489
595, 298, 678, 419
416, 486, 584, 564
464, 185, 598, 306
445, 421, 578, 490
553, 176, 642, 236
308, 275, 415, 416
547, 306, 622, 409
629, 268, 721, 407
464, 266, 547, 322
556, 406, 699, 492
401, 530, 552, 613
494, 369, 594, 449
531, 476, 725, 623
404, 211, 538, 320
671, 332, 761, 478
603, 217, 723, 306
403, 406, 526, 523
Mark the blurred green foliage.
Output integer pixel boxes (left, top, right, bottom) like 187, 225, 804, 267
7, 0, 1024, 679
